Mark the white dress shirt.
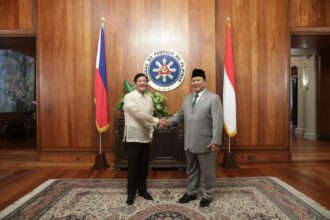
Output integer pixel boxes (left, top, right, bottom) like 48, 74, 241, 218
123, 90, 159, 143
193, 88, 206, 105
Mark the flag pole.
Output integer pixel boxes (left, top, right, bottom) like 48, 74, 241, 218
99, 133, 102, 154
227, 16, 232, 156
222, 135, 238, 168
92, 16, 109, 170
221, 15, 239, 169
99, 16, 105, 156
228, 136, 231, 153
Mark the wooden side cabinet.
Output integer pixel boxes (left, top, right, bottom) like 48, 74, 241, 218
114, 117, 186, 168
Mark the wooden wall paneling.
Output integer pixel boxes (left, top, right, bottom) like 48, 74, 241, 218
101, 0, 215, 145
0, 0, 19, 29
70, 0, 94, 148
123, 0, 216, 113
39, 151, 114, 162
0, 0, 36, 34
92, 0, 131, 151
18, 0, 34, 30
216, 0, 256, 146
217, 149, 290, 163
143, 0, 190, 112
38, 0, 70, 148
319, 49, 330, 140
327, 2, 330, 26
0, 36, 36, 57
38, 0, 217, 161
38, 0, 291, 162
38, 0, 95, 149
256, 0, 289, 146
188, 0, 216, 93
216, 0, 290, 152
291, 0, 330, 29
291, 35, 330, 48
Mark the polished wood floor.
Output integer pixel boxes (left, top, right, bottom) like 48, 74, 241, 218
291, 134, 330, 161
0, 134, 330, 211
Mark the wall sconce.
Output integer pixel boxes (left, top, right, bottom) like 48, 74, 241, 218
302, 77, 308, 90
302, 67, 308, 91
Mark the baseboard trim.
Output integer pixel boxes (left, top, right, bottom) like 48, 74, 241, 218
295, 128, 304, 135
303, 132, 317, 140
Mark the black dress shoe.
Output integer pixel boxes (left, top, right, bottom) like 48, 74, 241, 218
138, 191, 153, 200
126, 195, 135, 205
199, 198, 212, 207
178, 193, 197, 204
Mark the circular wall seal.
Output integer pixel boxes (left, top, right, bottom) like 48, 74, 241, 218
143, 50, 186, 91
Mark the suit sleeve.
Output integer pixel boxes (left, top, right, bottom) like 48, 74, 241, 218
167, 98, 185, 127
167, 108, 184, 126
123, 94, 159, 126
211, 95, 224, 145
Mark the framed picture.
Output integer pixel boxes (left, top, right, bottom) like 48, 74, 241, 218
0, 50, 35, 113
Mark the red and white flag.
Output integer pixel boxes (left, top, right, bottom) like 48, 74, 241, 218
223, 22, 237, 137
94, 24, 109, 133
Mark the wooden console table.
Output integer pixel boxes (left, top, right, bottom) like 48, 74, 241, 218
114, 117, 186, 168
0, 112, 35, 136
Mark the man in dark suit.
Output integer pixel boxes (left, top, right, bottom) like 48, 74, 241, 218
162, 69, 223, 207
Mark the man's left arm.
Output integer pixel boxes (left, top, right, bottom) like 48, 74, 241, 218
210, 95, 224, 151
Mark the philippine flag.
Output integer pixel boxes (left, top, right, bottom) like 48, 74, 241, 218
223, 22, 237, 137
94, 24, 109, 133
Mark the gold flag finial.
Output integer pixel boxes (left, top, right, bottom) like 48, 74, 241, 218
100, 17, 105, 25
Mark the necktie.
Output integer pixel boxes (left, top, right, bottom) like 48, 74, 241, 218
192, 93, 199, 109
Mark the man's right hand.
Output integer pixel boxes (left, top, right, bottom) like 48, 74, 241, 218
158, 118, 168, 128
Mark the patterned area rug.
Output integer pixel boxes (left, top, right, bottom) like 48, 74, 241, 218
1, 177, 329, 219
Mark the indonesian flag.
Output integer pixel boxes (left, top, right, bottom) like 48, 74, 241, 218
94, 24, 109, 133
223, 23, 237, 137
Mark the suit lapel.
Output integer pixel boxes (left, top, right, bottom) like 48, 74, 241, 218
189, 93, 194, 111
191, 89, 209, 112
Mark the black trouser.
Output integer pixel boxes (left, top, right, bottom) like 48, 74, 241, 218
125, 142, 150, 196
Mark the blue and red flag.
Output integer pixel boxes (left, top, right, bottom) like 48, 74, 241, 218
94, 24, 109, 133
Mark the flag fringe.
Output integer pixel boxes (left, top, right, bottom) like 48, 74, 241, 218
96, 123, 110, 133
224, 123, 237, 137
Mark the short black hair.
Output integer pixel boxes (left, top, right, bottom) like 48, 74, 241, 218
134, 73, 149, 83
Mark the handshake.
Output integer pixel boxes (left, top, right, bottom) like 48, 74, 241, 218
157, 118, 169, 128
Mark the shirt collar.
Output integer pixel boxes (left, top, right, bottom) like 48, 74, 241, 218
133, 89, 145, 98
194, 88, 206, 97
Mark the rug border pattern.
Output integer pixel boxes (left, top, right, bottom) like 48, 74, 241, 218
0, 177, 329, 219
